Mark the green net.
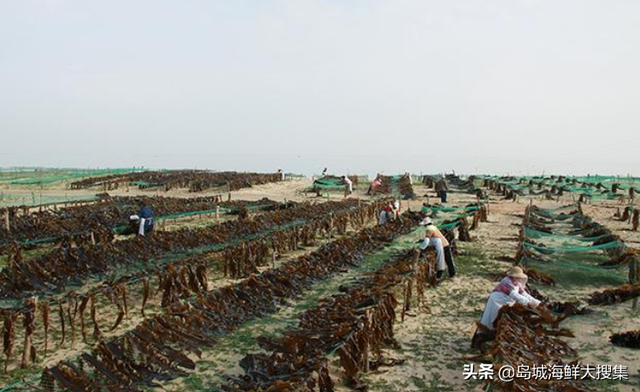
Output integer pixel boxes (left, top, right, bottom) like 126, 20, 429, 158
520, 205, 628, 287
310, 177, 346, 190
414, 201, 483, 231
0, 193, 99, 208
2, 168, 142, 186
521, 255, 627, 287
522, 240, 624, 254
421, 205, 480, 213
523, 227, 610, 242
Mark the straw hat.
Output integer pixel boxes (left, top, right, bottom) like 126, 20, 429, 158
419, 217, 433, 226
507, 266, 528, 280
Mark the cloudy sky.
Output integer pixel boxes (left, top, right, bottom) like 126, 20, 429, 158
1, 0, 639, 176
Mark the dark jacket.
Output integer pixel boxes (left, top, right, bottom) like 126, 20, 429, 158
435, 179, 449, 192
138, 206, 154, 219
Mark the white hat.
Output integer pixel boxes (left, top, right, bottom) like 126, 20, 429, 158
419, 217, 433, 226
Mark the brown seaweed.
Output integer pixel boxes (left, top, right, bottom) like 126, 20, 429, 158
610, 330, 640, 349
39, 210, 422, 390
0, 200, 366, 299
222, 248, 425, 391
588, 284, 640, 305
487, 304, 587, 392
3, 311, 18, 373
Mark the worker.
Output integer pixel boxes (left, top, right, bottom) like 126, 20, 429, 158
435, 176, 449, 203
368, 176, 383, 195
392, 200, 401, 219
129, 204, 154, 236
322, 167, 328, 176
379, 201, 396, 225
405, 172, 413, 185
419, 217, 455, 279
378, 209, 391, 225
342, 175, 353, 196
479, 266, 541, 330
277, 169, 285, 181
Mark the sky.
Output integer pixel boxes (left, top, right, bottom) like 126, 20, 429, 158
1, 0, 639, 177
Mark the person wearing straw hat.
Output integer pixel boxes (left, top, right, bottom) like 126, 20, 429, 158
479, 266, 541, 330
418, 217, 456, 279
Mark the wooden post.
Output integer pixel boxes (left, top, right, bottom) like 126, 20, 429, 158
328, 214, 333, 238
272, 250, 276, 269
21, 298, 37, 369
215, 205, 220, 222
4, 212, 9, 232
90, 231, 96, 246
362, 310, 370, 372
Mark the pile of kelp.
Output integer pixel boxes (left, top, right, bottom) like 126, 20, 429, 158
488, 303, 587, 392
588, 284, 640, 305
610, 330, 640, 349
222, 248, 424, 391
38, 214, 422, 391
0, 200, 368, 299
70, 170, 282, 191
521, 266, 556, 285
377, 174, 415, 200
483, 177, 522, 201
446, 174, 486, 198
0, 196, 289, 250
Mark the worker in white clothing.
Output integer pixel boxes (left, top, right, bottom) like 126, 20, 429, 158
471, 266, 542, 351
479, 266, 541, 330
418, 217, 455, 279
342, 175, 353, 196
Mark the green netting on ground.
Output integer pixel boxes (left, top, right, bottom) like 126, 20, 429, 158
435, 211, 477, 230
523, 227, 611, 242
129, 181, 159, 187
439, 221, 461, 230
520, 205, 628, 287
310, 177, 345, 190
521, 255, 627, 287
421, 205, 480, 213
0, 194, 99, 208
4, 168, 141, 186
415, 201, 481, 230
522, 240, 624, 254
